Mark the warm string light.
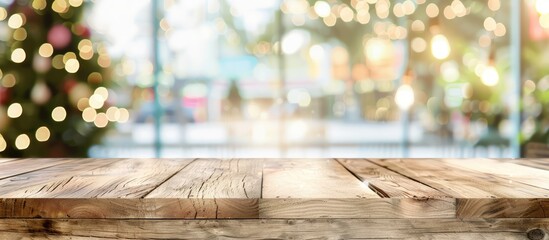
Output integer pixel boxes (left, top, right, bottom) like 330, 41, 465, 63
395, 69, 415, 111
481, 50, 499, 86
35, 126, 51, 142
0, 134, 6, 152
429, 18, 450, 60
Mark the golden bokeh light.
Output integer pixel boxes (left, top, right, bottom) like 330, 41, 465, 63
339, 6, 354, 23
52, 0, 69, 13
51, 106, 67, 122
0, 134, 6, 152
2, 73, 16, 88
77, 97, 89, 111
69, 0, 83, 7
78, 39, 94, 60
94, 112, 108, 128
63, 52, 77, 63
7, 103, 23, 118
118, 108, 130, 123
11, 48, 26, 63
484, 17, 496, 32
82, 107, 97, 122
443, 6, 455, 20
323, 14, 336, 27
32, 0, 47, 10
88, 72, 103, 84
89, 94, 105, 109
94, 87, 109, 101
0, 7, 7, 21
494, 23, 506, 37
106, 107, 120, 122
313, 1, 331, 18
411, 37, 427, 53
7, 13, 24, 29
15, 134, 30, 150
426, 3, 439, 18
13, 28, 27, 41
98, 55, 111, 68
35, 126, 51, 142
488, 0, 500, 11
65, 58, 80, 73
355, 11, 370, 24
411, 20, 425, 32
38, 43, 54, 58
52, 54, 65, 69
431, 34, 451, 60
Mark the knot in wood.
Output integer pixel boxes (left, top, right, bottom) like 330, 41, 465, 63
527, 228, 545, 240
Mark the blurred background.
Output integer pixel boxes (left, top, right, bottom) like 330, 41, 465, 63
0, 0, 548, 158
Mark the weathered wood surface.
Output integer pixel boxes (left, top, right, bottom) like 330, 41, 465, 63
374, 159, 549, 198
0, 218, 547, 239
262, 158, 379, 198
0, 158, 548, 220
0, 158, 71, 180
0, 158, 549, 238
337, 158, 449, 198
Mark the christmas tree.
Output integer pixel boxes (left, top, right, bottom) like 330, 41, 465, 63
0, 0, 113, 157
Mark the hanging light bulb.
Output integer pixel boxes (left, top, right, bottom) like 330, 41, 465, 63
395, 69, 415, 110
429, 17, 451, 60
481, 50, 499, 86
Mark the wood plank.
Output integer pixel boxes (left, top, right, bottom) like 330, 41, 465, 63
0, 218, 547, 239
1, 158, 194, 198
457, 198, 549, 218
146, 158, 262, 199
145, 158, 263, 219
0, 158, 71, 180
260, 159, 454, 218
0, 198, 258, 219
442, 158, 549, 192
512, 159, 549, 171
262, 158, 379, 198
337, 158, 449, 198
0, 158, 17, 164
372, 159, 549, 198
0, 158, 117, 197
260, 198, 455, 218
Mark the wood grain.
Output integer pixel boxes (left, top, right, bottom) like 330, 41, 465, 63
0, 218, 547, 239
512, 159, 549, 171
337, 158, 449, 198
443, 158, 549, 191
262, 158, 379, 198
0, 158, 71, 180
0, 158, 194, 198
146, 158, 262, 199
260, 198, 455, 218
372, 159, 549, 198
457, 198, 549, 218
0, 158, 117, 197
0, 198, 258, 219
0, 158, 17, 164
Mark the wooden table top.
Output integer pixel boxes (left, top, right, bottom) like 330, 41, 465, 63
0, 158, 548, 219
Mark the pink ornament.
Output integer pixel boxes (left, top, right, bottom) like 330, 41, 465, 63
47, 25, 72, 50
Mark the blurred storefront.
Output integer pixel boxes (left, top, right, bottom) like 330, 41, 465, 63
2, 0, 549, 158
